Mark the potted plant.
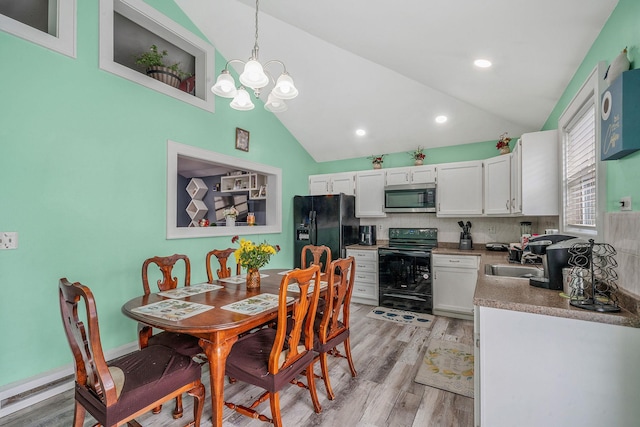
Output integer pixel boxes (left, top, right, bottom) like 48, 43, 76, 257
496, 132, 512, 155
223, 207, 239, 227
410, 146, 426, 165
368, 154, 386, 169
231, 235, 280, 289
134, 44, 190, 88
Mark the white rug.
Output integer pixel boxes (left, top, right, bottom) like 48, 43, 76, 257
366, 307, 434, 327
414, 339, 474, 398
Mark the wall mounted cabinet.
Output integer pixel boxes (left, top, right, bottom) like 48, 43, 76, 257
385, 165, 435, 186
355, 170, 386, 217
308, 172, 355, 196
436, 160, 484, 216
484, 155, 512, 215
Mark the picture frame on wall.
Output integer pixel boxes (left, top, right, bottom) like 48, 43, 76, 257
235, 127, 249, 152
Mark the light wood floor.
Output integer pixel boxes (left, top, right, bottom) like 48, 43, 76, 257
0, 304, 474, 427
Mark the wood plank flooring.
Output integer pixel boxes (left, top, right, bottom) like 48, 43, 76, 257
0, 304, 474, 427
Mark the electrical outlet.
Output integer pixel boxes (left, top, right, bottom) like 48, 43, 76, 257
378, 224, 383, 231
620, 196, 632, 211
0, 232, 18, 250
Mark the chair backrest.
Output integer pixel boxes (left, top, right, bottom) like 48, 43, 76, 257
59, 278, 118, 406
270, 265, 321, 374
318, 256, 356, 344
206, 248, 241, 282
301, 245, 332, 274
142, 254, 190, 295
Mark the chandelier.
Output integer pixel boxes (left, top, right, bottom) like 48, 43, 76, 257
210, 0, 298, 112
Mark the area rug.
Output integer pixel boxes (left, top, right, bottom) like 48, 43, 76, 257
414, 339, 474, 398
366, 307, 434, 327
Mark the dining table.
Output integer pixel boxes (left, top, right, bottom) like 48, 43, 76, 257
121, 268, 308, 427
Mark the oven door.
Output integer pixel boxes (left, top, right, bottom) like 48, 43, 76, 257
378, 248, 432, 313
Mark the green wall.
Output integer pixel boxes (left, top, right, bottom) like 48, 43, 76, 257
0, 1, 316, 386
542, 0, 640, 211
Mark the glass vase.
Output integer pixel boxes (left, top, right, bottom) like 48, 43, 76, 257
246, 268, 261, 290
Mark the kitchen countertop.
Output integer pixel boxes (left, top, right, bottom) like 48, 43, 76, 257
433, 245, 640, 328
346, 241, 389, 250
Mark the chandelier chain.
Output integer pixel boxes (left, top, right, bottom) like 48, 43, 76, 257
253, 0, 260, 55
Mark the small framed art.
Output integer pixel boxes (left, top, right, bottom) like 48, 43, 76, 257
235, 127, 249, 152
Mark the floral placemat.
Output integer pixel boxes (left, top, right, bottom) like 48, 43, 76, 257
414, 339, 474, 398
221, 293, 292, 315
131, 299, 214, 321
157, 283, 223, 299
218, 274, 269, 284
287, 281, 328, 293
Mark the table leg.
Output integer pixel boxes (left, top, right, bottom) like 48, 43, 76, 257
199, 336, 238, 427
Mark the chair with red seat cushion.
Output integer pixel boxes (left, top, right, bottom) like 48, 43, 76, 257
205, 248, 241, 281
140, 254, 203, 418
223, 265, 323, 426
314, 256, 357, 400
58, 278, 205, 427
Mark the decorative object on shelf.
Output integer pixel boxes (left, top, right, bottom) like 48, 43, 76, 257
368, 154, 385, 169
198, 218, 210, 227
247, 212, 256, 226
496, 132, 512, 154
231, 235, 280, 289
210, 0, 298, 112
235, 127, 250, 152
410, 146, 426, 165
604, 47, 630, 86
567, 239, 620, 313
134, 45, 191, 88
600, 68, 640, 160
224, 207, 238, 227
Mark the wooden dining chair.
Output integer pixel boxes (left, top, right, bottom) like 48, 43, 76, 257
314, 256, 357, 400
301, 245, 332, 274
223, 265, 323, 426
140, 254, 203, 418
59, 278, 205, 427
205, 248, 241, 282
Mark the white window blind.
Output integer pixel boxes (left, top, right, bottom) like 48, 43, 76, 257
564, 103, 596, 228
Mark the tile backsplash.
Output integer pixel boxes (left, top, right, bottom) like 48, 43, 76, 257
605, 212, 640, 298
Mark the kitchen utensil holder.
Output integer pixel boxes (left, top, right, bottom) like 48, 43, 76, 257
567, 239, 620, 312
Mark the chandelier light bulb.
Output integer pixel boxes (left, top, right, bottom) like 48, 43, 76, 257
230, 87, 255, 111
211, 71, 237, 98
272, 73, 299, 100
239, 60, 269, 89
265, 93, 287, 112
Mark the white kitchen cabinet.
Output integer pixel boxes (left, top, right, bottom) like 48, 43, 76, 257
432, 254, 479, 320
510, 142, 522, 214
516, 129, 559, 215
355, 170, 386, 217
435, 160, 484, 216
484, 154, 512, 215
346, 248, 378, 305
477, 306, 640, 427
308, 172, 355, 196
385, 165, 436, 186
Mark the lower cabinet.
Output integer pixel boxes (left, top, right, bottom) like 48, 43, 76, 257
346, 248, 378, 305
432, 254, 479, 320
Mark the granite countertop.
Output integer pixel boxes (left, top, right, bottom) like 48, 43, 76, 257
346, 240, 389, 250
434, 245, 640, 328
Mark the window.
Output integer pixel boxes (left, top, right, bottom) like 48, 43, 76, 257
167, 141, 282, 239
559, 62, 606, 239
0, 0, 76, 58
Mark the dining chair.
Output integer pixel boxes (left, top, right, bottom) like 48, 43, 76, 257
58, 278, 205, 427
140, 254, 203, 418
301, 245, 332, 275
223, 265, 323, 426
314, 256, 357, 400
205, 248, 241, 282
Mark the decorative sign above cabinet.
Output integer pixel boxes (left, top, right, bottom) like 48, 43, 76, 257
601, 68, 640, 160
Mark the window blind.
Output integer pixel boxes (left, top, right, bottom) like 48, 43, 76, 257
564, 104, 596, 228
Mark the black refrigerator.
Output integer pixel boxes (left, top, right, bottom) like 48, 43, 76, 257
293, 194, 360, 268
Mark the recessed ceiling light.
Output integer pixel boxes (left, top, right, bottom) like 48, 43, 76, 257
474, 59, 492, 68
435, 115, 448, 124
355, 129, 366, 136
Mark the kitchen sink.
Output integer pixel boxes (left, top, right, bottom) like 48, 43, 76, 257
484, 264, 545, 278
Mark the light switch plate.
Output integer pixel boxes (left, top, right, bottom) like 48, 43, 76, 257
0, 232, 18, 249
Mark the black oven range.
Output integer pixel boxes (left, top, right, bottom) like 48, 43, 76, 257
378, 228, 437, 314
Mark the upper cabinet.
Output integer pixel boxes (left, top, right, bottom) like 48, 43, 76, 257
308, 172, 355, 196
355, 170, 386, 217
484, 155, 512, 215
516, 130, 559, 216
385, 165, 435, 186
436, 160, 484, 216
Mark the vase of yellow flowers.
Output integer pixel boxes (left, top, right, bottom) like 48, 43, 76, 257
410, 146, 426, 165
368, 154, 385, 169
496, 132, 512, 155
231, 235, 280, 289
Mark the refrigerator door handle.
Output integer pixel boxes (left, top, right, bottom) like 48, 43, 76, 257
310, 210, 317, 245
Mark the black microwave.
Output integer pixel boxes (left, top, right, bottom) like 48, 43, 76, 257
384, 184, 436, 213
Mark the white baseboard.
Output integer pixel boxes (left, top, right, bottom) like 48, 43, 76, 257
0, 341, 138, 419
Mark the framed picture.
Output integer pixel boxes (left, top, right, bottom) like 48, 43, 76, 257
235, 127, 249, 152
259, 185, 267, 197
234, 179, 242, 189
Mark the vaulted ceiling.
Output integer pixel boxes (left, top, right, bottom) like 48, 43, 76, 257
176, 0, 619, 162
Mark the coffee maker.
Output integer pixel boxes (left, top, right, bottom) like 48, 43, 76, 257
528, 234, 583, 290
359, 225, 377, 246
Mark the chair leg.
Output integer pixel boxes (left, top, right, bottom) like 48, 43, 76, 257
269, 391, 283, 427
188, 382, 205, 427
72, 401, 85, 427
344, 337, 357, 377
306, 362, 322, 413
319, 352, 335, 400
172, 395, 184, 419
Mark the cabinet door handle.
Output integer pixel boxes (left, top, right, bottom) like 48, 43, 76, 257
506, 200, 510, 210
448, 259, 461, 263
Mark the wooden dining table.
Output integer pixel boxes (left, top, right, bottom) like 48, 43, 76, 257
121, 269, 300, 427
